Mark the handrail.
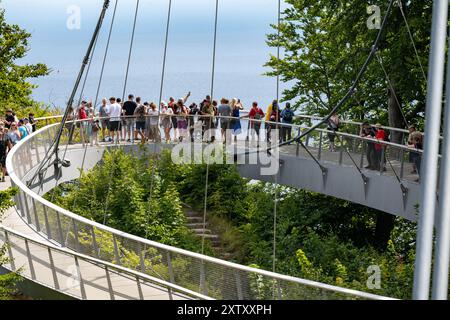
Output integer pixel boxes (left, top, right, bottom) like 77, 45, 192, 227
34, 112, 412, 136
4, 120, 395, 300
34, 113, 421, 154
0, 225, 212, 300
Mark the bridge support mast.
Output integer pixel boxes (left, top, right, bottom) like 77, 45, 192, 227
413, 0, 448, 300
431, 13, 450, 300
26, 0, 111, 187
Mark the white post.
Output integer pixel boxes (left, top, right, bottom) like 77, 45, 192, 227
413, 0, 448, 300
431, 28, 450, 300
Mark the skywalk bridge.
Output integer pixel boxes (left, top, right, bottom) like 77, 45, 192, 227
0, 114, 421, 300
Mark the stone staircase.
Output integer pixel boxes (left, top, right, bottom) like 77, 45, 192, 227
183, 207, 232, 260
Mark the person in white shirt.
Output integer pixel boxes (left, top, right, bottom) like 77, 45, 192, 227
147, 103, 161, 143
107, 97, 122, 144
24, 118, 33, 135
160, 101, 173, 142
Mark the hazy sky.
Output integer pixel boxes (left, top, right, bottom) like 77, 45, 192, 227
1, 0, 291, 107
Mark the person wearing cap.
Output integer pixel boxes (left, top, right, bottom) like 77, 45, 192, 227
4, 110, 16, 129
160, 101, 173, 143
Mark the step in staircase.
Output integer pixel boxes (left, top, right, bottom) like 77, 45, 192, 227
183, 206, 232, 260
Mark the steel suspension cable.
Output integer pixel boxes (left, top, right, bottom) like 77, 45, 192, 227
201, 0, 219, 256
139, 0, 174, 283
68, 1, 120, 214
375, 52, 409, 128
397, 0, 427, 83
158, 0, 172, 112
27, 0, 111, 188
146, 0, 172, 241
297, 0, 395, 140
94, 0, 119, 108
241, 0, 396, 158
76, 33, 100, 108
68, 1, 120, 211
62, 28, 103, 167
122, 0, 140, 101
333, 133, 368, 183
101, 0, 142, 237
145, 0, 172, 238
50, 17, 105, 205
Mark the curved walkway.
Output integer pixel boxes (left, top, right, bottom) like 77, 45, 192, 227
0, 116, 407, 300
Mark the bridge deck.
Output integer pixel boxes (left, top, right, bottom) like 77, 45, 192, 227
1, 177, 189, 300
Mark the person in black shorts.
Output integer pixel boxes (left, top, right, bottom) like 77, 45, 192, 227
134, 102, 147, 144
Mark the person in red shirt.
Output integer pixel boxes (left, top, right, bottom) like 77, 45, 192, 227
248, 102, 265, 146
375, 123, 386, 171
78, 102, 88, 143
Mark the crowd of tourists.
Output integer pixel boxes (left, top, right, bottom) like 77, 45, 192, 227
66, 93, 296, 146
0, 93, 423, 182
0, 110, 37, 182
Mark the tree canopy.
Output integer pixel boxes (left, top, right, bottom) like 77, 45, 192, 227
266, 0, 431, 133
0, 5, 49, 114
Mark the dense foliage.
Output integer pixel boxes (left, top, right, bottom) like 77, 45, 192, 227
165, 158, 418, 299
266, 0, 431, 133
51, 149, 422, 299
0, 188, 21, 300
48, 148, 209, 254
0, 4, 51, 116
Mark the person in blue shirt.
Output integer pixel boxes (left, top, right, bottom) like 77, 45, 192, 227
280, 102, 295, 143
18, 120, 29, 140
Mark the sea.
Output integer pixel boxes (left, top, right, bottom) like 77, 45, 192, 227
2, 0, 293, 112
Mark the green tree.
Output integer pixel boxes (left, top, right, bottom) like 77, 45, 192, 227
266, 0, 430, 242
266, 0, 430, 132
0, 4, 50, 115
49, 149, 204, 252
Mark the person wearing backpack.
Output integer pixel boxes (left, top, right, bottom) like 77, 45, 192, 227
281, 102, 294, 143
134, 101, 147, 144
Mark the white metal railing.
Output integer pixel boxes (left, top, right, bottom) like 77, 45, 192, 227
0, 225, 212, 300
